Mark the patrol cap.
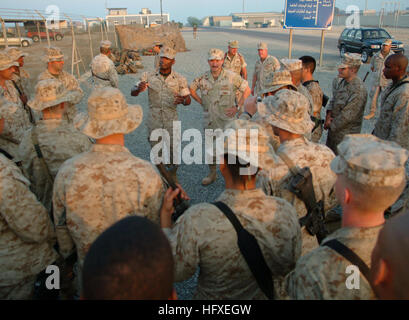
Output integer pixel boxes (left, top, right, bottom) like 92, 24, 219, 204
154, 41, 163, 46
338, 53, 362, 69
280, 59, 302, 71
100, 40, 112, 49
43, 46, 64, 62
208, 48, 224, 61
259, 89, 314, 135
223, 119, 276, 170
258, 42, 268, 50
383, 39, 393, 46
0, 51, 19, 71
261, 70, 296, 95
28, 78, 76, 111
331, 134, 409, 187
74, 87, 143, 139
228, 40, 239, 49
160, 46, 176, 60
5, 47, 28, 61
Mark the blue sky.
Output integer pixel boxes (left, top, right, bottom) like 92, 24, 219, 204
0, 0, 404, 23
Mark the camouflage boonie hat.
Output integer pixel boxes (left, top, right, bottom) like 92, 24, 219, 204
208, 48, 224, 61
261, 70, 296, 95
100, 40, 112, 49
160, 46, 176, 59
259, 89, 314, 135
383, 39, 393, 46
74, 87, 143, 139
43, 47, 64, 62
91, 54, 112, 74
331, 134, 409, 187
223, 120, 276, 170
280, 59, 302, 71
338, 53, 362, 69
28, 79, 76, 111
258, 42, 268, 50
0, 51, 19, 71
5, 47, 27, 61
228, 40, 239, 48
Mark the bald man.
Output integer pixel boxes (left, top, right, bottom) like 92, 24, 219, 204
373, 54, 409, 151
370, 212, 409, 299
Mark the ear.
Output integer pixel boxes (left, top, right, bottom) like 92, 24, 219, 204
169, 288, 178, 300
371, 258, 390, 287
344, 186, 351, 204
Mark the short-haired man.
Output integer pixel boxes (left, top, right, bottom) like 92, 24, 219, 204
370, 212, 409, 300
324, 53, 368, 155
190, 48, 251, 185
153, 41, 163, 71
299, 55, 324, 143
82, 216, 176, 300
19, 79, 92, 211
285, 134, 408, 299
38, 47, 84, 123
223, 40, 247, 80
131, 46, 191, 182
90, 40, 119, 88
5, 47, 31, 103
251, 42, 280, 97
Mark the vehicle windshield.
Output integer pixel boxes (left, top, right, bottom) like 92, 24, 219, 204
363, 29, 391, 39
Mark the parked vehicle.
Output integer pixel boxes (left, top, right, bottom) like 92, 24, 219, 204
0, 33, 33, 47
26, 30, 64, 42
338, 27, 404, 63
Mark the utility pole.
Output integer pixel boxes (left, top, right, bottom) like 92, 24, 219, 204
242, 0, 245, 13
160, 0, 163, 24
365, 0, 368, 12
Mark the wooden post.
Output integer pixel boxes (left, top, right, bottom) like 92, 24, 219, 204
319, 30, 325, 67
36, 21, 42, 43
0, 18, 8, 48
15, 22, 22, 47
114, 26, 118, 48
99, 18, 104, 41
85, 18, 94, 58
288, 29, 294, 59
35, 11, 50, 46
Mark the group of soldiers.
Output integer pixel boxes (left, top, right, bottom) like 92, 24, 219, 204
0, 34, 408, 300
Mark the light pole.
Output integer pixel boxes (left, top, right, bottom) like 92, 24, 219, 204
160, 0, 163, 24
242, 0, 245, 13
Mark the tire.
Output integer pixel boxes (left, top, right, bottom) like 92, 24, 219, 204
55, 34, 62, 41
361, 49, 370, 63
32, 35, 39, 42
340, 45, 347, 57
21, 40, 30, 47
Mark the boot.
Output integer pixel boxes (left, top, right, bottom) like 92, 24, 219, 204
202, 165, 217, 186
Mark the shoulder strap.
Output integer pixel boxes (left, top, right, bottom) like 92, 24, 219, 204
31, 126, 54, 184
382, 80, 409, 104
323, 239, 371, 283
276, 150, 300, 176
302, 80, 319, 87
213, 201, 275, 299
11, 80, 35, 124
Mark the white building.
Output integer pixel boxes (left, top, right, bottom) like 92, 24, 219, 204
106, 7, 170, 31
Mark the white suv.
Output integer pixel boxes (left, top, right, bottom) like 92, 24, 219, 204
0, 33, 33, 47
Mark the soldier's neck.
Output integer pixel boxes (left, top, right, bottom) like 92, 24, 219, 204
211, 69, 222, 79
0, 78, 6, 88
47, 67, 61, 76
342, 208, 385, 228
302, 74, 314, 83
96, 134, 125, 146
392, 74, 407, 85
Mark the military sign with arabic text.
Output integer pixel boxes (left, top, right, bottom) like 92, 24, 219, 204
284, 0, 335, 30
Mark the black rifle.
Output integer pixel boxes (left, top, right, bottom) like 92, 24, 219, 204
156, 163, 190, 221
11, 80, 35, 125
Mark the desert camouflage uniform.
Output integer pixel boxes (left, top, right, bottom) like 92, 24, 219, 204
154, 54, 160, 71
297, 84, 314, 116
326, 77, 367, 154
191, 69, 248, 130
0, 154, 57, 299
304, 81, 324, 143
253, 55, 281, 96
223, 53, 247, 76
164, 188, 301, 300
90, 53, 119, 88
373, 76, 409, 151
285, 225, 382, 300
12, 68, 31, 97
0, 81, 31, 158
53, 144, 165, 267
19, 119, 92, 211
370, 51, 393, 89
257, 137, 337, 255
37, 70, 83, 123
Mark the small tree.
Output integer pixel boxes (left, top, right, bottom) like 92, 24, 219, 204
187, 17, 202, 27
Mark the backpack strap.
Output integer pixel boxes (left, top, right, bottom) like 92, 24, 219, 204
382, 79, 409, 104
323, 239, 371, 283
213, 201, 275, 299
31, 126, 54, 184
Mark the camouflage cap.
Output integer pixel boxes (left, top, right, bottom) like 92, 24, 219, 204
43, 46, 64, 62
100, 40, 112, 49
28, 79, 76, 111
91, 54, 112, 74
338, 53, 362, 69
383, 39, 393, 46
0, 51, 19, 71
154, 41, 163, 46
257, 42, 268, 50
259, 89, 314, 135
208, 48, 224, 61
280, 59, 302, 71
223, 119, 276, 170
160, 46, 176, 60
74, 87, 143, 139
5, 47, 28, 61
331, 134, 409, 187
228, 40, 239, 48
261, 70, 296, 95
